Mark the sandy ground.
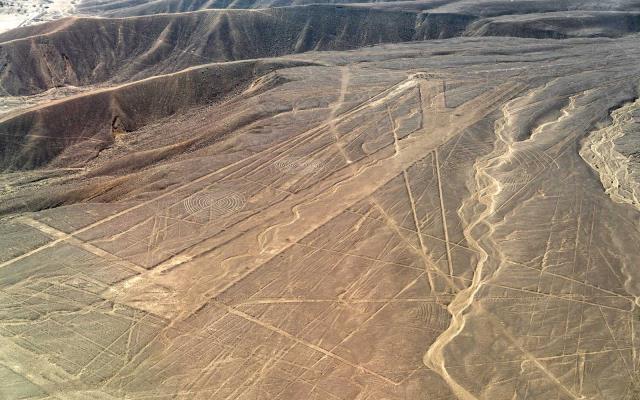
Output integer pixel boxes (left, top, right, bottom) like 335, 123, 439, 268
0, 0, 76, 33
2, 35, 640, 398
2, 2, 640, 399
581, 98, 640, 210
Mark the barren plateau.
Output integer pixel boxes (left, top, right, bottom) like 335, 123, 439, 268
1, 1, 640, 399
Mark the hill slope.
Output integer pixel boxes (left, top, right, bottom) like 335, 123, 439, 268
3, 5, 640, 96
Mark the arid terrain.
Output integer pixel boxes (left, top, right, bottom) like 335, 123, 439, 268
1, 0, 640, 399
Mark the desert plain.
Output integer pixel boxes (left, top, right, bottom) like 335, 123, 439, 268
1, 0, 640, 399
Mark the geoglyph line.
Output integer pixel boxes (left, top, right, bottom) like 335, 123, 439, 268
0, 75, 416, 272
182, 188, 246, 218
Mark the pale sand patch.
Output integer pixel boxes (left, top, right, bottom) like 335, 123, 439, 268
0, 13, 29, 32
0, 0, 77, 33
